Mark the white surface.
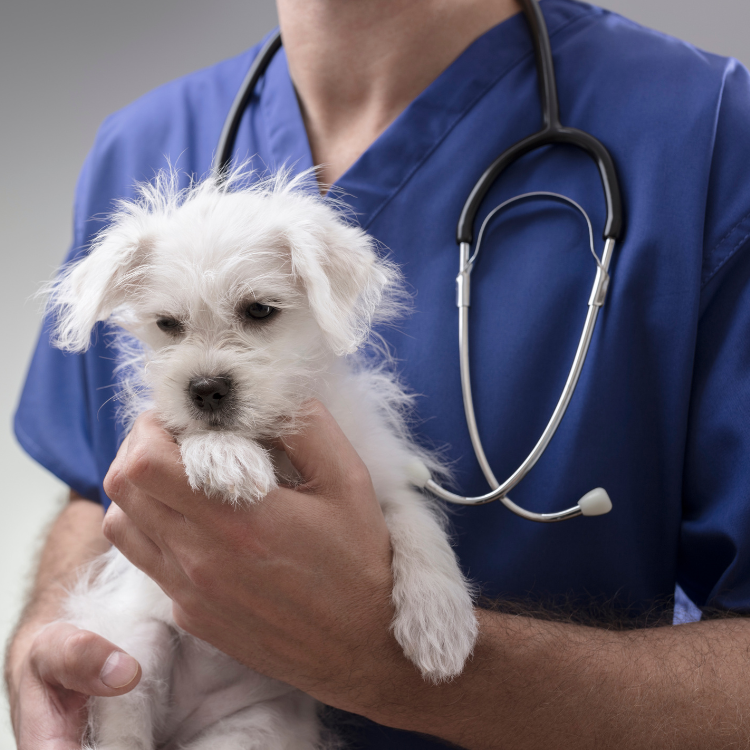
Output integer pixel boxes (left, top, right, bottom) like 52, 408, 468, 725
1, 0, 741, 745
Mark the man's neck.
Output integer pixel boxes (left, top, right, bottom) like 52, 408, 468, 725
277, 0, 520, 187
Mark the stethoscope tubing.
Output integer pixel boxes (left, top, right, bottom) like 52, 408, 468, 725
458, 0, 622, 244
214, 31, 282, 176
458, 126, 623, 244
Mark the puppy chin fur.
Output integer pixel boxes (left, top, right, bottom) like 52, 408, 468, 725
47, 168, 478, 749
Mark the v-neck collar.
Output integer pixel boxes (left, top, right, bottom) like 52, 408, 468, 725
257, 0, 593, 228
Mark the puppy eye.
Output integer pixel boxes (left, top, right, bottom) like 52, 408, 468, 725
157, 317, 184, 334
243, 302, 277, 321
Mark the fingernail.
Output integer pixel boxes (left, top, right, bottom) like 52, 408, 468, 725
100, 651, 139, 688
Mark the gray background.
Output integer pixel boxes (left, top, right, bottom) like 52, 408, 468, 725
1, 1, 748, 745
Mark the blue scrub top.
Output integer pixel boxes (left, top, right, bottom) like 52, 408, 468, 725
14, 1, 750, 745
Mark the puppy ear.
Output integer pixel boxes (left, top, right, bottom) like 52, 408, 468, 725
287, 208, 400, 355
45, 216, 152, 352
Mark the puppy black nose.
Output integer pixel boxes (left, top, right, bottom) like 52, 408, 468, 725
189, 376, 232, 412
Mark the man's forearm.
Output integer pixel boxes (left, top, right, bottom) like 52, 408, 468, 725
4, 493, 108, 698
366, 608, 749, 750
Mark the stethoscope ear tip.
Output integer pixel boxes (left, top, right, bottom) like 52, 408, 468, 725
577, 487, 613, 517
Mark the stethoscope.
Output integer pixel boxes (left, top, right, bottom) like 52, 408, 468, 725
214, 0, 623, 523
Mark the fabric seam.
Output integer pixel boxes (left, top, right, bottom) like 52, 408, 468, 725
711, 205, 750, 253
701, 207, 750, 289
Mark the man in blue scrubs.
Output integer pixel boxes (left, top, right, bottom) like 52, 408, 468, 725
8, 0, 750, 746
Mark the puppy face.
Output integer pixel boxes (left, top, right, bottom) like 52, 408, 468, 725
47, 172, 401, 437
118, 216, 319, 437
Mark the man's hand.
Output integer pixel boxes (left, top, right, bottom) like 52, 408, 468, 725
10, 622, 141, 750
102, 402, 405, 715
5, 494, 141, 750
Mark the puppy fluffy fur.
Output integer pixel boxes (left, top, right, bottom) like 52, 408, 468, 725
47, 169, 478, 750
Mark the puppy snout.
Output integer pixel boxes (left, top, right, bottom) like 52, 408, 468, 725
188, 376, 232, 413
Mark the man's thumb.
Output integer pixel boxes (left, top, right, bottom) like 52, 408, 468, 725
31, 622, 141, 696
280, 400, 368, 494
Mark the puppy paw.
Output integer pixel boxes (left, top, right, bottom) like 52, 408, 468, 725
180, 432, 277, 505
384, 491, 479, 682
391, 575, 478, 683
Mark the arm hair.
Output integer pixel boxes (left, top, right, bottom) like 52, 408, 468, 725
4, 492, 108, 705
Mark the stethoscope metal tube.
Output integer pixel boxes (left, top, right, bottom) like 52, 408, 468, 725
424, 235, 616, 520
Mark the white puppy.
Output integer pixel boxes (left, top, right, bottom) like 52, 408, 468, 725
47, 169, 478, 750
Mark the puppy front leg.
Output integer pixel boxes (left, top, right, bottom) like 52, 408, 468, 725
179, 432, 277, 505
85, 620, 174, 750
382, 488, 478, 684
